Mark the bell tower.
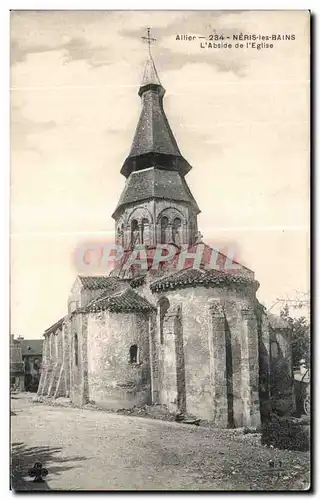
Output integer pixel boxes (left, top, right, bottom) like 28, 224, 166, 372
112, 29, 200, 250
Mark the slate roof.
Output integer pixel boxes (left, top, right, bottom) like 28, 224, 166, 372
86, 287, 155, 313
120, 54, 192, 178
113, 167, 199, 218
150, 267, 258, 293
18, 339, 43, 356
128, 90, 180, 158
78, 275, 120, 291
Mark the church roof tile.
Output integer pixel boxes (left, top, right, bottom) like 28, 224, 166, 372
150, 267, 258, 293
44, 316, 66, 336
87, 287, 155, 313
78, 275, 119, 291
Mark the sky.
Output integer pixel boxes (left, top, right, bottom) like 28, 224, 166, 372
10, 10, 310, 338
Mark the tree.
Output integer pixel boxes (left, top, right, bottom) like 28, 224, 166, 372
280, 304, 310, 367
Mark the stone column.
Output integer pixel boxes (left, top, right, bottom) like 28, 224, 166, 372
240, 307, 260, 427
149, 312, 160, 403
124, 224, 130, 249
48, 333, 52, 359
182, 220, 188, 245
162, 305, 181, 413
51, 333, 56, 362
62, 323, 71, 397
37, 335, 48, 395
138, 222, 143, 245
172, 306, 186, 413
81, 313, 89, 404
259, 311, 272, 422
166, 223, 173, 244
208, 299, 228, 427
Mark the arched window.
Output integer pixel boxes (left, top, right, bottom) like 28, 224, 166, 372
160, 216, 169, 244
173, 217, 182, 246
74, 333, 79, 367
141, 218, 149, 245
117, 226, 121, 244
131, 219, 139, 245
158, 297, 170, 344
129, 344, 138, 363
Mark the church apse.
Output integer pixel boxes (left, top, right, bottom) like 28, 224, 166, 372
38, 29, 293, 428
86, 309, 152, 409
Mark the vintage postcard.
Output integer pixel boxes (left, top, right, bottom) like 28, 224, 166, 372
10, 10, 310, 491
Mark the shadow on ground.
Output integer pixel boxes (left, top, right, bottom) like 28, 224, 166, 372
11, 442, 88, 491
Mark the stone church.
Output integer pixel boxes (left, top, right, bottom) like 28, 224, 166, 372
38, 51, 293, 427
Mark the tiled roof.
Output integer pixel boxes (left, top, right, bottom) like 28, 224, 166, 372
110, 241, 253, 282
185, 242, 254, 277
150, 267, 258, 293
78, 275, 120, 291
18, 339, 43, 356
87, 287, 155, 313
130, 276, 146, 288
44, 316, 66, 336
113, 168, 199, 218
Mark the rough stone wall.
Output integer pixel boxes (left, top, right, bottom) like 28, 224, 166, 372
148, 311, 160, 403
37, 336, 49, 395
50, 329, 63, 398
157, 303, 186, 413
68, 277, 82, 313
151, 285, 260, 427
257, 311, 272, 422
68, 277, 107, 312
62, 321, 71, 397
221, 300, 260, 427
38, 331, 58, 396
69, 313, 88, 405
86, 310, 151, 409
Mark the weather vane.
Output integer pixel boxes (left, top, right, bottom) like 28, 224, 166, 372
141, 27, 156, 55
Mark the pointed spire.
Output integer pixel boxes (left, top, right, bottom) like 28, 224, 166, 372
120, 29, 192, 178
140, 53, 162, 89
139, 28, 164, 96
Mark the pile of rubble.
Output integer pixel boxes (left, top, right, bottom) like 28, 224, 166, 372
115, 404, 177, 421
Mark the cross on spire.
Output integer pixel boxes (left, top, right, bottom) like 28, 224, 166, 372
141, 27, 156, 55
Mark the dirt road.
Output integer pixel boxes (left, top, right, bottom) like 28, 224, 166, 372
11, 394, 310, 491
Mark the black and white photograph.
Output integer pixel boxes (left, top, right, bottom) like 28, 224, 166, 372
10, 9, 310, 491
